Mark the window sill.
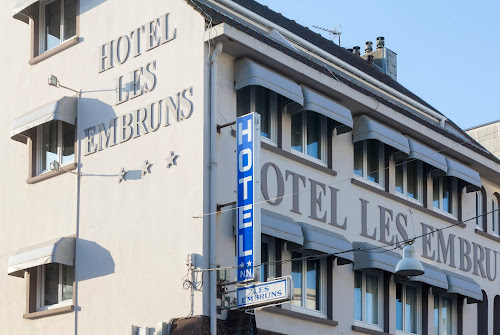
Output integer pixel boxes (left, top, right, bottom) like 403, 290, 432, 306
352, 325, 392, 335
351, 178, 465, 228
475, 229, 500, 243
262, 142, 337, 177
27, 163, 77, 184
29, 36, 80, 65
24, 305, 74, 319
261, 306, 338, 327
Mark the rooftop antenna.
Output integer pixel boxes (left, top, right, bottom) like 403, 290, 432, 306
313, 25, 342, 46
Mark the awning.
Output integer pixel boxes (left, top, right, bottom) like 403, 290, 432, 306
11, 96, 77, 144
409, 262, 448, 290
13, 0, 38, 23
234, 58, 304, 105
445, 157, 482, 190
352, 241, 401, 273
300, 223, 353, 263
352, 115, 410, 155
407, 138, 447, 173
8, 237, 75, 278
299, 86, 353, 130
444, 270, 482, 303
262, 210, 303, 245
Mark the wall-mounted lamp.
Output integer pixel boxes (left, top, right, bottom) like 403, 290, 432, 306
48, 75, 79, 94
395, 243, 424, 277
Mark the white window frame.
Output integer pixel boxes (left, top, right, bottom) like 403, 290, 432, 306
395, 282, 421, 335
354, 270, 384, 331
36, 264, 73, 311
290, 111, 328, 165
354, 140, 385, 188
290, 252, 326, 318
492, 197, 499, 235
433, 293, 457, 335
432, 176, 458, 218
261, 235, 276, 282
239, 86, 278, 145
39, 0, 77, 53
36, 120, 75, 175
475, 191, 484, 230
394, 160, 423, 204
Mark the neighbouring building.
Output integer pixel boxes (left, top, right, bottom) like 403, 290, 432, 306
2, 0, 500, 334
466, 121, 500, 160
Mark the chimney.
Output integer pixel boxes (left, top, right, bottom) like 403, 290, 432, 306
346, 48, 353, 53
365, 41, 373, 54
353, 46, 361, 56
376, 36, 385, 49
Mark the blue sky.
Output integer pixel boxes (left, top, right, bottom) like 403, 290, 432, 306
256, 0, 500, 129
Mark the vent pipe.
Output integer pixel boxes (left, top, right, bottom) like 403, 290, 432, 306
365, 41, 373, 54
353, 46, 360, 56
377, 36, 385, 49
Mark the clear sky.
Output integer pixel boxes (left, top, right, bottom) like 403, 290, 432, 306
256, 0, 500, 129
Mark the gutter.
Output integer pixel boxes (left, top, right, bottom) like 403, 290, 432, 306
212, 0, 447, 127
209, 41, 223, 335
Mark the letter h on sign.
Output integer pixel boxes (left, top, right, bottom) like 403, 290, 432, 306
237, 113, 261, 282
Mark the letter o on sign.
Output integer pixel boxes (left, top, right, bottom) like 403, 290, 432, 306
239, 148, 252, 172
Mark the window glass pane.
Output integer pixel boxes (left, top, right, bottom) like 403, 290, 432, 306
306, 112, 321, 159
291, 113, 303, 153
255, 86, 271, 139
44, 0, 61, 51
41, 121, 59, 172
433, 178, 440, 209
354, 271, 362, 321
44, 263, 59, 306
61, 122, 75, 164
62, 265, 74, 301
366, 140, 380, 184
354, 142, 363, 177
395, 160, 404, 194
442, 177, 452, 214
291, 252, 302, 307
476, 192, 482, 227
261, 241, 269, 282
365, 273, 379, 325
434, 295, 440, 335
63, 0, 77, 40
405, 285, 418, 334
306, 259, 320, 311
236, 87, 251, 117
442, 296, 452, 335
493, 199, 499, 234
407, 160, 418, 199
396, 283, 403, 331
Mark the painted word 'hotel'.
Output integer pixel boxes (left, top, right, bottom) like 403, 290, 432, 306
1, 0, 500, 334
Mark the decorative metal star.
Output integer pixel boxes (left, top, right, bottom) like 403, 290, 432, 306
118, 168, 127, 183
166, 151, 179, 168
142, 160, 153, 176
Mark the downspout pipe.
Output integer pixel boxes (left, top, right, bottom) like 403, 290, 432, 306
213, 0, 447, 127
210, 41, 223, 335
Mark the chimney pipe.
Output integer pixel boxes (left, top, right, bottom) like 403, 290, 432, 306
365, 41, 373, 54
376, 36, 385, 49
353, 46, 360, 56
346, 48, 353, 53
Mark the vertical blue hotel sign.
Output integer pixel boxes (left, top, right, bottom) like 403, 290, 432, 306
236, 113, 261, 282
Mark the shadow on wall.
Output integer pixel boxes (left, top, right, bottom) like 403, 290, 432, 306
78, 97, 117, 130
77, 239, 115, 281
79, 0, 107, 15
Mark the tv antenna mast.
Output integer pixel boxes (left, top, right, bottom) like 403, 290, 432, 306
313, 25, 342, 46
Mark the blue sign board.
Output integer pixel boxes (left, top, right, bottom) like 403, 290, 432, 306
236, 113, 261, 282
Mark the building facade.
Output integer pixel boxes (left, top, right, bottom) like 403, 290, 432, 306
1, 0, 500, 334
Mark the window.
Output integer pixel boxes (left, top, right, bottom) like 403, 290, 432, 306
39, 0, 77, 53
432, 177, 457, 216
477, 291, 488, 335
354, 270, 383, 329
493, 196, 499, 235
291, 251, 324, 315
291, 111, 327, 163
354, 140, 384, 185
36, 263, 74, 311
476, 191, 484, 229
433, 294, 454, 335
396, 283, 419, 334
237, 86, 278, 142
36, 120, 75, 175
260, 236, 275, 282
395, 160, 423, 202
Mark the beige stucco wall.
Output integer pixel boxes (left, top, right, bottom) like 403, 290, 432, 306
467, 122, 500, 160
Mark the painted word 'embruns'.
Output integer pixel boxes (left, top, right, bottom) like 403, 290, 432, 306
83, 87, 193, 155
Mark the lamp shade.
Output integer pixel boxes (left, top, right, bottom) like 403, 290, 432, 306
395, 244, 424, 276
